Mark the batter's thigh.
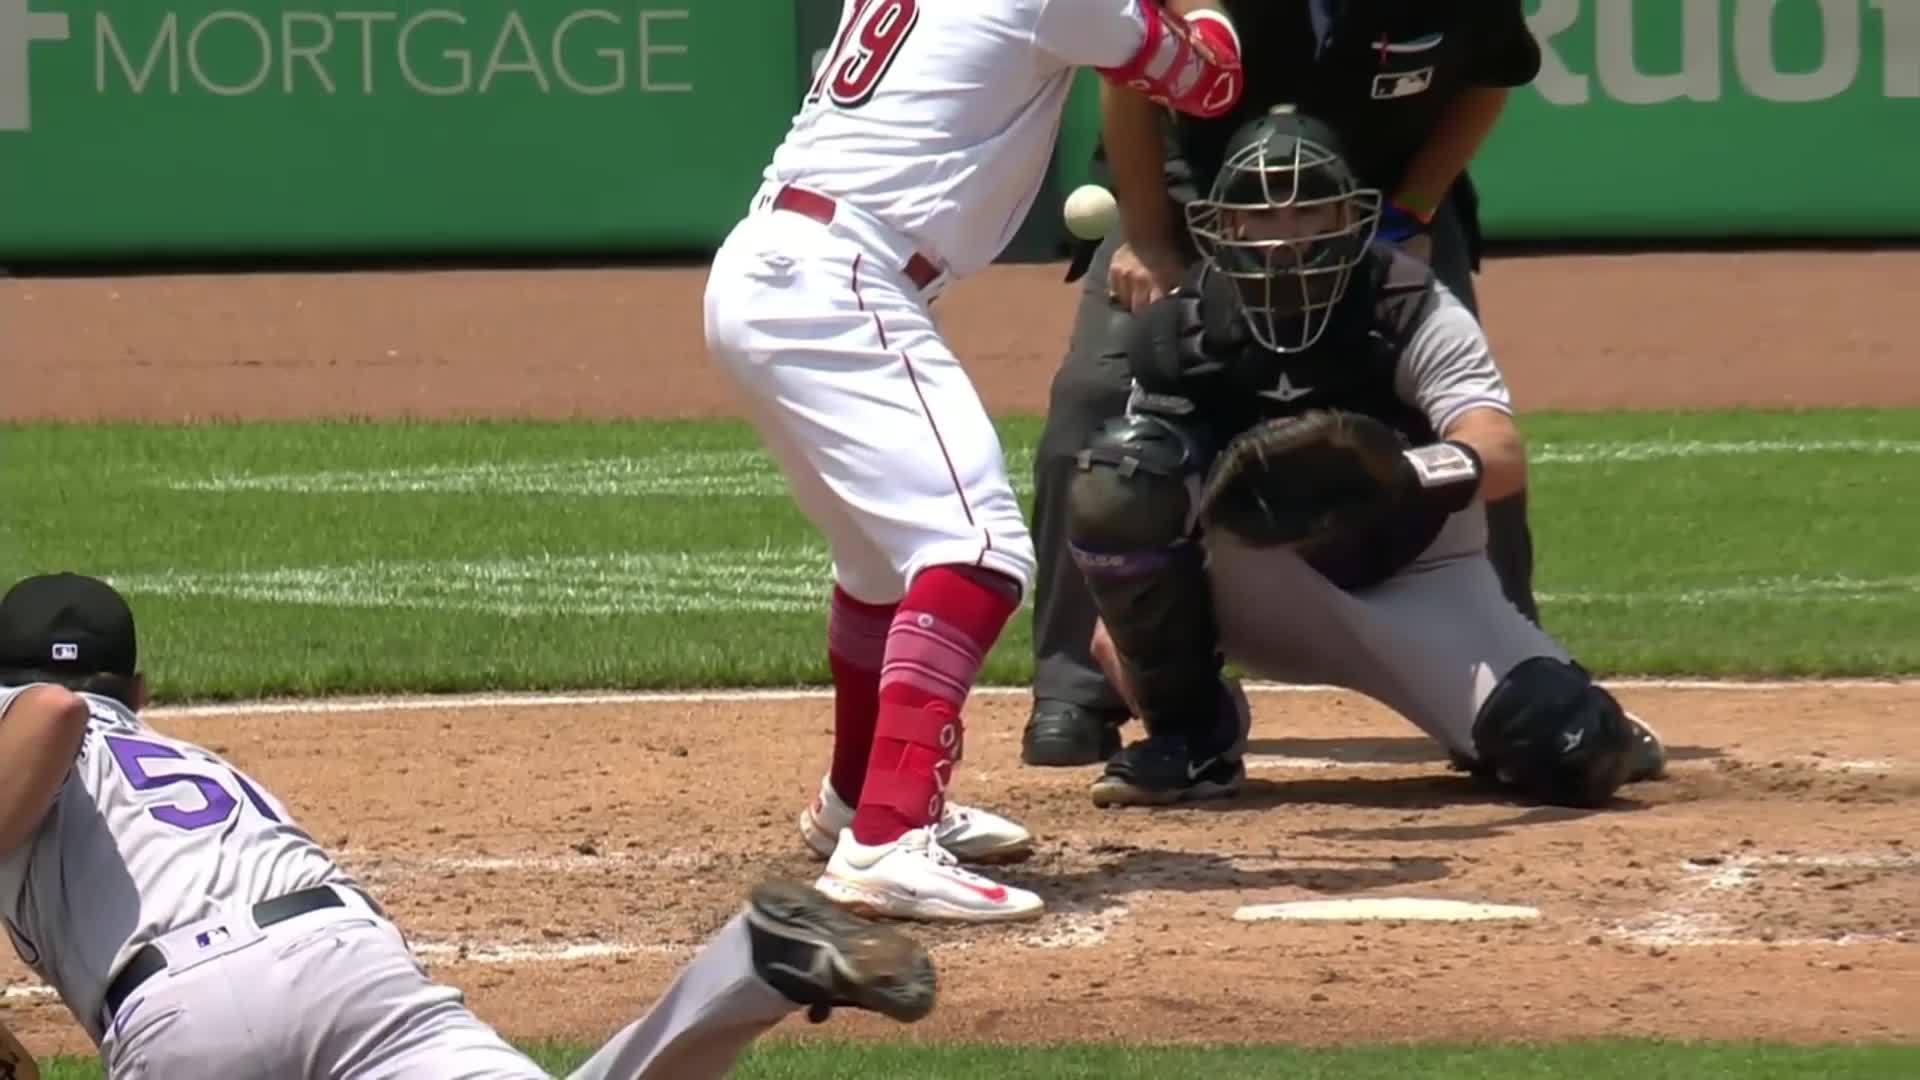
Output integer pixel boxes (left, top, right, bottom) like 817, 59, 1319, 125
704, 214, 1035, 601
1206, 522, 1567, 757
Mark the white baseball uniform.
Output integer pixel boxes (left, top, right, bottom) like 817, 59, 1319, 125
0, 686, 812, 1079
702, 0, 1163, 603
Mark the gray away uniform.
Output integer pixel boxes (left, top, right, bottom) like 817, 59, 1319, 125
1203, 261, 1560, 756
1072, 246, 1565, 762
0, 686, 802, 1079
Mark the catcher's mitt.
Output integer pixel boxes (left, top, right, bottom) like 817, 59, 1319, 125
1195, 409, 1481, 553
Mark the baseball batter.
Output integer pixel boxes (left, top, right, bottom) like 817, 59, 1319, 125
0, 573, 937, 1078
702, 0, 1248, 922
1064, 108, 1668, 810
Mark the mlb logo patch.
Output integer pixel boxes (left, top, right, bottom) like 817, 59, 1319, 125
51, 642, 79, 661
1372, 66, 1435, 100
195, 926, 231, 949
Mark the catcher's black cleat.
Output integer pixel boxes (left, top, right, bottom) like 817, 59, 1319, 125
1091, 680, 1251, 807
1021, 701, 1128, 767
745, 879, 937, 1024
1449, 712, 1667, 786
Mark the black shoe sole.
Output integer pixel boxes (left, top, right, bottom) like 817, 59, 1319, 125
746, 880, 937, 1023
1088, 766, 1245, 808
1020, 715, 1124, 767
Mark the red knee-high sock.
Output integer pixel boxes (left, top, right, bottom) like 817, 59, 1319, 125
827, 586, 895, 804
851, 565, 1022, 846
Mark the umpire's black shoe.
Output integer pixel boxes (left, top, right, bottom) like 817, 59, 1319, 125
1021, 701, 1128, 767
745, 879, 936, 1024
1090, 680, 1251, 807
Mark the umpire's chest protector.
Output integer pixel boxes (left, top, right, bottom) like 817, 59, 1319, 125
1203, 249, 1458, 590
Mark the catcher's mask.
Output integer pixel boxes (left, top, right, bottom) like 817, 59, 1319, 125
1184, 106, 1382, 354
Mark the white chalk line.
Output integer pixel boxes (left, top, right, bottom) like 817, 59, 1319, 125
1245, 755, 1408, 772
1546, 574, 1920, 609
0, 876, 1126, 1005
10, 852, 1912, 1004
1611, 852, 1920, 948
108, 550, 835, 618
105, 545, 1920, 617
159, 439, 1920, 499
145, 678, 1920, 720
1529, 438, 1920, 465
1242, 751, 1913, 776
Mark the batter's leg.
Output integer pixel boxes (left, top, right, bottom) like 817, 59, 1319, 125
705, 211, 1041, 920
704, 214, 1035, 597
565, 882, 934, 1080
1026, 232, 1141, 765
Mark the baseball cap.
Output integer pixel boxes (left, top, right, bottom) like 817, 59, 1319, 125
0, 572, 138, 678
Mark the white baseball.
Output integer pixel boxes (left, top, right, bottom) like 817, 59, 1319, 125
1062, 184, 1118, 241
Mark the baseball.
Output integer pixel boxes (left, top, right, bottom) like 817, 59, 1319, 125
1063, 183, 1118, 241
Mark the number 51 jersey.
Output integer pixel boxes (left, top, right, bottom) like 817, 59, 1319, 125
767, 0, 1152, 279
0, 686, 358, 1040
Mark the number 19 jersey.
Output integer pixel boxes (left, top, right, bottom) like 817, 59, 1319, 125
766, 0, 1151, 278
0, 686, 358, 1040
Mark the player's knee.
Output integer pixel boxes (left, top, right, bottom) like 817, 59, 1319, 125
1039, 347, 1137, 463
1065, 414, 1200, 562
1470, 657, 1636, 808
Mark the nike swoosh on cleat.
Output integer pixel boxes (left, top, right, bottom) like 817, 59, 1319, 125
936, 870, 1007, 903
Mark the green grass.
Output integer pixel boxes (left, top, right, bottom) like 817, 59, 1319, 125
35, 1038, 1920, 1078
3, 407, 1918, 701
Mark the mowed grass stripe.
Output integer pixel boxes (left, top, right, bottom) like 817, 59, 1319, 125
104, 557, 1920, 618
157, 438, 1920, 499
3, 409, 1918, 698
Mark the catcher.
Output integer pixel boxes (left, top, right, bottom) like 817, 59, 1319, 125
1065, 106, 1666, 810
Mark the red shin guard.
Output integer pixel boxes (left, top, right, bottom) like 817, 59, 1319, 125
851, 566, 1020, 845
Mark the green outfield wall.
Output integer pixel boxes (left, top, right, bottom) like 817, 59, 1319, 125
0, 0, 1911, 261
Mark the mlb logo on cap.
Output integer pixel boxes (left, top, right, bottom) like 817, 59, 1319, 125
0, 572, 138, 677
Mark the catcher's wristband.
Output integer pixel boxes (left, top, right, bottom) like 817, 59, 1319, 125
1401, 440, 1483, 515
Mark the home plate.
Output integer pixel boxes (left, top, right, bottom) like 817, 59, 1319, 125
1234, 898, 1541, 923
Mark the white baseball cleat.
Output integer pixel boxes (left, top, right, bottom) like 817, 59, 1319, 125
814, 827, 1045, 924
799, 779, 1034, 864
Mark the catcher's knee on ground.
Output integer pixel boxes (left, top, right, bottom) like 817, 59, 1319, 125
1469, 657, 1637, 808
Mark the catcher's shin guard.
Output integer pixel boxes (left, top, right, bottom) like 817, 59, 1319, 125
1066, 414, 1225, 739
1470, 657, 1636, 808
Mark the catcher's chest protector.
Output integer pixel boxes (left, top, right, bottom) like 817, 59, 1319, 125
1200, 249, 1457, 590
1201, 247, 1440, 445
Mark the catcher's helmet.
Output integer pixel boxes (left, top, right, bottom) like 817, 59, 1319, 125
1184, 105, 1383, 354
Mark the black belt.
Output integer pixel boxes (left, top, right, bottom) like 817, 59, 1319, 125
102, 886, 362, 1021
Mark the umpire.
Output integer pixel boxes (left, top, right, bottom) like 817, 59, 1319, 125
1024, 0, 1546, 766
